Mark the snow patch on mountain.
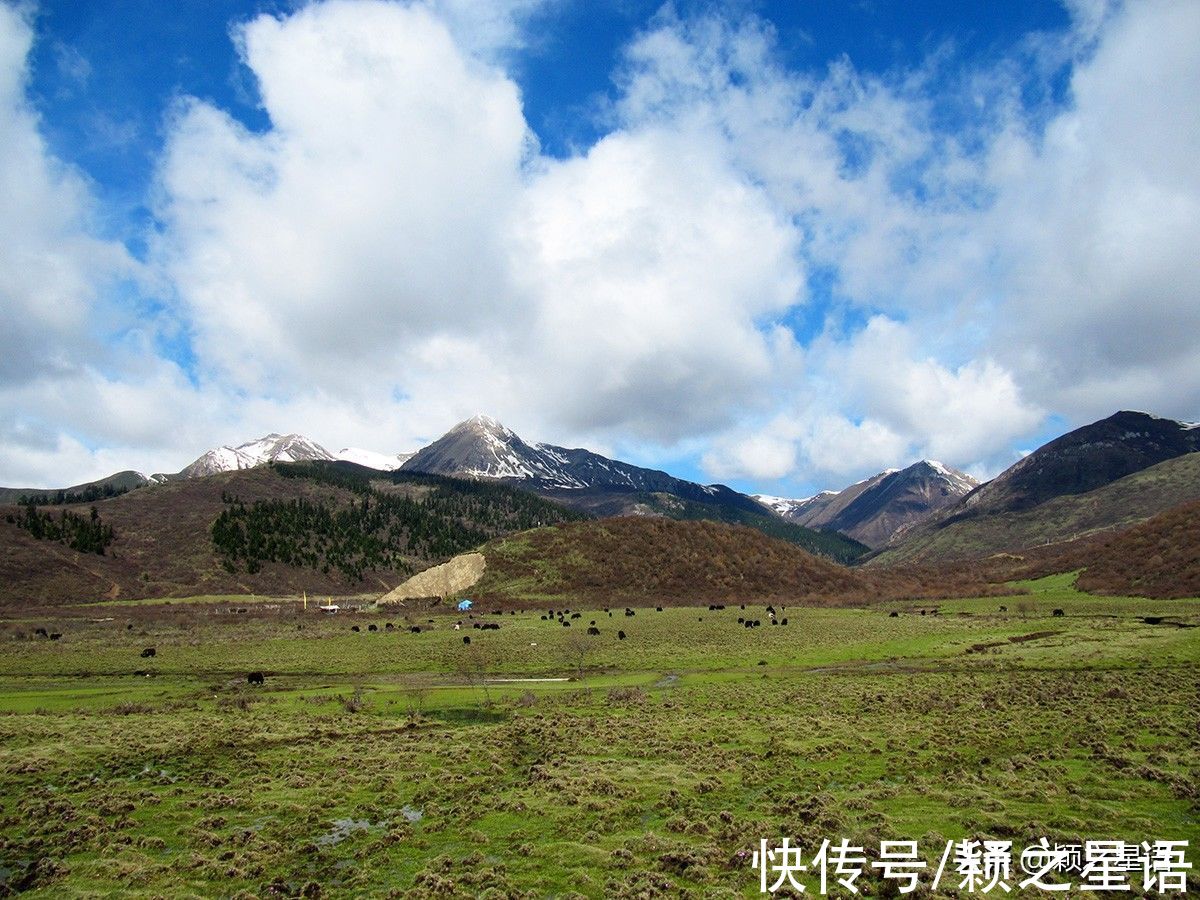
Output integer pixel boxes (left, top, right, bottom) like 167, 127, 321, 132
335, 448, 413, 471
919, 459, 980, 493
180, 433, 334, 478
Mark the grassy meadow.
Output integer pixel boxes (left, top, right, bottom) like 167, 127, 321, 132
1, 578, 1197, 897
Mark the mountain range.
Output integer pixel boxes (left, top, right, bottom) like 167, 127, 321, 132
179, 433, 414, 478
754, 459, 979, 549
868, 411, 1200, 566
3, 409, 1199, 598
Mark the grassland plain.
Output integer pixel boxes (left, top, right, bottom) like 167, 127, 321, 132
0, 579, 1197, 897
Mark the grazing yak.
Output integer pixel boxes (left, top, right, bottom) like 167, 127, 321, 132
247, 672, 265, 685
618, 631, 626, 640
586, 627, 600, 636
140, 647, 156, 658
1053, 609, 1065, 617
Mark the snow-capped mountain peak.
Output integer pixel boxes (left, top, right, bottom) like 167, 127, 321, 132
401, 415, 744, 501
752, 492, 835, 517
406, 416, 588, 486
915, 459, 979, 494
758, 459, 980, 549
179, 433, 334, 478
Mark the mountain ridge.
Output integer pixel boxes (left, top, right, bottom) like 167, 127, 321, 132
866, 411, 1200, 566
755, 459, 979, 549
398, 415, 866, 561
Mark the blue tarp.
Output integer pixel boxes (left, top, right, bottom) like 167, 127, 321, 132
457, 599, 473, 611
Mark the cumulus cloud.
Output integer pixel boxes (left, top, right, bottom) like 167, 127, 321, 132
704, 317, 1042, 483
151, 0, 806, 455
641, 1, 1199, 486
424, 0, 555, 59
986, 0, 1200, 423
0, 6, 130, 387
155, 1, 531, 394
0, 6, 205, 485
4, 0, 1198, 493
513, 126, 802, 441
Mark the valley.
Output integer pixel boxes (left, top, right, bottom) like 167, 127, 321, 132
0, 580, 1195, 896
2, 410, 1199, 896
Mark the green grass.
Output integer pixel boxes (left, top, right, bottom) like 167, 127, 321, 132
1, 582, 1197, 896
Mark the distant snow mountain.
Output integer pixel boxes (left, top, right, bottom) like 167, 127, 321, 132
870, 410, 1200, 566
178, 433, 335, 478
335, 448, 414, 471
753, 491, 837, 518
176, 434, 415, 478
401, 414, 721, 494
386, 415, 864, 561
757, 459, 979, 549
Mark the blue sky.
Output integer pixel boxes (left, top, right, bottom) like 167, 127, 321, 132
27, 1, 1071, 234
2, 0, 1198, 493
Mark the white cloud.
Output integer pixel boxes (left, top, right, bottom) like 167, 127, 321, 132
423, 0, 555, 59
150, 0, 807, 457
0, 6, 131, 387
155, 1, 532, 394
513, 125, 803, 441
703, 316, 1042, 484
0, 6, 201, 485
985, 0, 1200, 423
820, 316, 1043, 467
4, 0, 1198, 494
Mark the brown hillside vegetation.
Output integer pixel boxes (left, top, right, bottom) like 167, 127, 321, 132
1065, 499, 1200, 598
911, 498, 1200, 600
869, 451, 1200, 567
472, 517, 1016, 607
0, 463, 578, 605
0, 467, 407, 604
474, 517, 865, 605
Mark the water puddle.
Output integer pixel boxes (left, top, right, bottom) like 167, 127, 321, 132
315, 818, 380, 847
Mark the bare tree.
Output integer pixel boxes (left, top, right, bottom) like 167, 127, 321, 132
446, 640, 494, 707
560, 629, 596, 682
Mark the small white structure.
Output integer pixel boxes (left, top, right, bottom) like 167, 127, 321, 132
318, 603, 340, 613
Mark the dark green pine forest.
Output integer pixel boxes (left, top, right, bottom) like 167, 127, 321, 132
210, 462, 588, 581
7, 503, 115, 555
